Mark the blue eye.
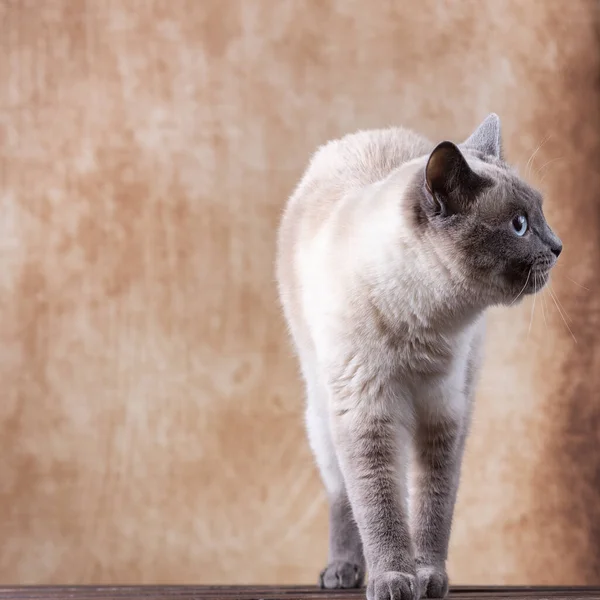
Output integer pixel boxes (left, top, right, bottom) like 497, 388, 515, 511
512, 214, 528, 236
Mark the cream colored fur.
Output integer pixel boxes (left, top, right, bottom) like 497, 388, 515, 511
276, 116, 560, 599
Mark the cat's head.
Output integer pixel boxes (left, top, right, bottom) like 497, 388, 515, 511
417, 113, 562, 306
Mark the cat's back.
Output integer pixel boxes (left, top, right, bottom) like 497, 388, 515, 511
287, 126, 430, 220
276, 126, 431, 347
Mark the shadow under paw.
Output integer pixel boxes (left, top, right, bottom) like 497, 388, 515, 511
319, 560, 365, 589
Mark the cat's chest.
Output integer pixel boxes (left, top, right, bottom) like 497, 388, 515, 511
386, 326, 456, 377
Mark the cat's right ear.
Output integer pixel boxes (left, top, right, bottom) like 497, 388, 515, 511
461, 113, 502, 158
424, 141, 486, 216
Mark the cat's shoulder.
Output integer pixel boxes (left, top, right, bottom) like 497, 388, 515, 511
313, 126, 427, 160
302, 126, 431, 186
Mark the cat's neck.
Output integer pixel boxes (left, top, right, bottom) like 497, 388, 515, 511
337, 163, 485, 333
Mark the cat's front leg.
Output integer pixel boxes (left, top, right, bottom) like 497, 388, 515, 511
305, 399, 365, 588
412, 413, 467, 599
330, 394, 420, 600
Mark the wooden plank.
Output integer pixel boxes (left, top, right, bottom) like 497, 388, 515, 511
1, 588, 600, 600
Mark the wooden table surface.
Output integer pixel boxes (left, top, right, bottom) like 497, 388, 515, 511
0, 587, 598, 600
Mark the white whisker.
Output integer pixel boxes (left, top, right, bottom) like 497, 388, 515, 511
538, 156, 564, 186
540, 285, 548, 330
552, 264, 588, 288
563, 275, 589, 291
549, 280, 572, 323
528, 273, 537, 337
548, 287, 577, 344
510, 268, 531, 306
536, 156, 564, 178
525, 135, 550, 180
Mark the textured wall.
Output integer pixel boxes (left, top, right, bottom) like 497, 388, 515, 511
0, 0, 599, 586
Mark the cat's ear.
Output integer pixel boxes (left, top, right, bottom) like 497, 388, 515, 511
461, 113, 502, 158
425, 141, 487, 216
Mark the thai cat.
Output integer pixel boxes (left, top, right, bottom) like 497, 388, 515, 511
276, 114, 562, 600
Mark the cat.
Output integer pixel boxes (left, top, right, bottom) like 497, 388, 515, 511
275, 114, 562, 600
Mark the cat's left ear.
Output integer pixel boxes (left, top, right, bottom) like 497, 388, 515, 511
461, 113, 502, 159
425, 141, 488, 216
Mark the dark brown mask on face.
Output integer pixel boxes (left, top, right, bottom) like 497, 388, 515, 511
420, 114, 562, 304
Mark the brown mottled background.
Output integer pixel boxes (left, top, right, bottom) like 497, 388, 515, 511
1, 0, 599, 587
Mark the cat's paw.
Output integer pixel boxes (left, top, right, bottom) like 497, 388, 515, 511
367, 571, 420, 600
319, 560, 364, 589
416, 565, 448, 598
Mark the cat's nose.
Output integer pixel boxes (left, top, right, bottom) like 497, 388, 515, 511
551, 241, 563, 258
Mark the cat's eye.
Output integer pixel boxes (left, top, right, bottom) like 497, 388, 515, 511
511, 214, 528, 236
